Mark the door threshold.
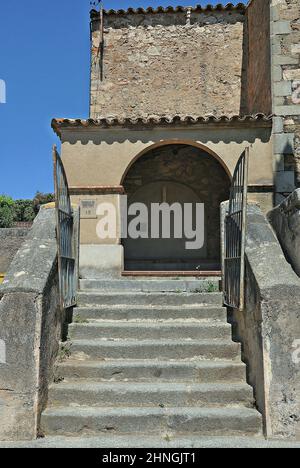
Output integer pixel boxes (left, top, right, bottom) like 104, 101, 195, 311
122, 271, 222, 277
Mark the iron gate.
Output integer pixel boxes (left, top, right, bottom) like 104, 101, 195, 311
223, 148, 249, 310
53, 145, 77, 309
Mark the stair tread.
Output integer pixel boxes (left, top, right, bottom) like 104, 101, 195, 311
43, 406, 260, 417
79, 292, 222, 296
71, 338, 236, 344
76, 305, 226, 310
70, 321, 230, 327
5, 435, 299, 449
59, 359, 245, 367
50, 381, 251, 389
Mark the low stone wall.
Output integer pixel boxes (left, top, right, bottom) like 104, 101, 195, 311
268, 189, 300, 276
0, 207, 76, 441
228, 204, 300, 440
0, 228, 28, 274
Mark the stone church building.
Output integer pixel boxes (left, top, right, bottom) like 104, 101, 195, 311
52, 0, 299, 278
0, 0, 300, 447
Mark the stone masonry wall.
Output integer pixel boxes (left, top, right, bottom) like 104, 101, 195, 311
90, 10, 245, 118
0, 228, 28, 273
270, 0, 300, 204
245, 0, 272, 115
226, 203, 300, 439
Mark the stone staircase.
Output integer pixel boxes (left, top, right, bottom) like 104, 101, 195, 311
41, 278, 263, 443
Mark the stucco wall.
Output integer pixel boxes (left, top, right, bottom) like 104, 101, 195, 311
60, 125, 273, 245
245, 0, 272, 114
61, 126, 273, 187
90, 10, 245, 118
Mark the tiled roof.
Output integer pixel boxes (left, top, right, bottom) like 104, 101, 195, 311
52, 114, 272, 136
90, 3, 246, 18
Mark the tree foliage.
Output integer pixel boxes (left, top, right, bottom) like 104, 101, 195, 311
0, 195, 15, 228
33, 192, 55, 214
14, 199, 36, 222
0, 192, 55, 227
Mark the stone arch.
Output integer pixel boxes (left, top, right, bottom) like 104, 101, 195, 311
120, 140, 232, 186
122, 142, 231, 271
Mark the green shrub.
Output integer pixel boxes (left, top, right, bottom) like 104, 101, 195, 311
33, 192, 55, 214
0, 195, 15, 228
0, 193, 55, 227
14, 199, 35, 222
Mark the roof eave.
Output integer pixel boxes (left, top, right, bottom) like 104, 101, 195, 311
52, 114, 273, 138
90, 3, 247, 20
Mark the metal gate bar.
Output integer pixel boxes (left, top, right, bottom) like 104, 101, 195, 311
53, 145, 77, 309
224, 148, 249, 310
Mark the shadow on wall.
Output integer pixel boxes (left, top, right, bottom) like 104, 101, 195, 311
239, 6, 249, 115
100, 10, 246, 30
274, 142, 296, 205
240, 0, 272, 116
61, 126, 272, 146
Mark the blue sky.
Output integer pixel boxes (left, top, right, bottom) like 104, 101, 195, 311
0, 1, 246, 199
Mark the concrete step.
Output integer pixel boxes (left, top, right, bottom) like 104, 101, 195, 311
69, 321, 232, 341
56, 359, 247, 383
41, 406, 262, 437
69, 339, 241, 361
4, 435, 300, 448
73, 305, 227, 322
80, 279, 220, 293
48, 381, 254, 408
78, 292, 223, 307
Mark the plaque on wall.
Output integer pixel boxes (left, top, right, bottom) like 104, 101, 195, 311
80, 200, 97, 219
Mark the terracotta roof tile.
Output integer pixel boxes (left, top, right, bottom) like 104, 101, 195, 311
52, 113, 272, 136
90, 3, 247, 19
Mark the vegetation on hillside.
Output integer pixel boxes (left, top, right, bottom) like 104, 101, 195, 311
0, 192, 55, 228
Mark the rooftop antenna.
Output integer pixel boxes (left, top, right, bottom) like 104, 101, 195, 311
90, 0, 102, 10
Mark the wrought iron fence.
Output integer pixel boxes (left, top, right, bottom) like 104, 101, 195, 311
53, 146, 78, 309
223, 148, 249, 310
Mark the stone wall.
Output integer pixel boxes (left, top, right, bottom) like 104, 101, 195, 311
268, 189, 300, 276
90, 9, 245, 118
226, 203, 300, 440
245, 0, 272, 114
0, 228, 28, 273
0, 207, 78, 441
270, 0, 300, 203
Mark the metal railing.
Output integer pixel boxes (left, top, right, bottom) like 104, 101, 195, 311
53, 145, 78, 309
223, 148, 249, 311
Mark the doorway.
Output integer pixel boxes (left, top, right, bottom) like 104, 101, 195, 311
122, 143, 230, 272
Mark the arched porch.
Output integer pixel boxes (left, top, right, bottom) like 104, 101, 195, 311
122, 143, 231, 272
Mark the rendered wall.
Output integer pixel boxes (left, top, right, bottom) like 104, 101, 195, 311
60, 125, 273, 246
